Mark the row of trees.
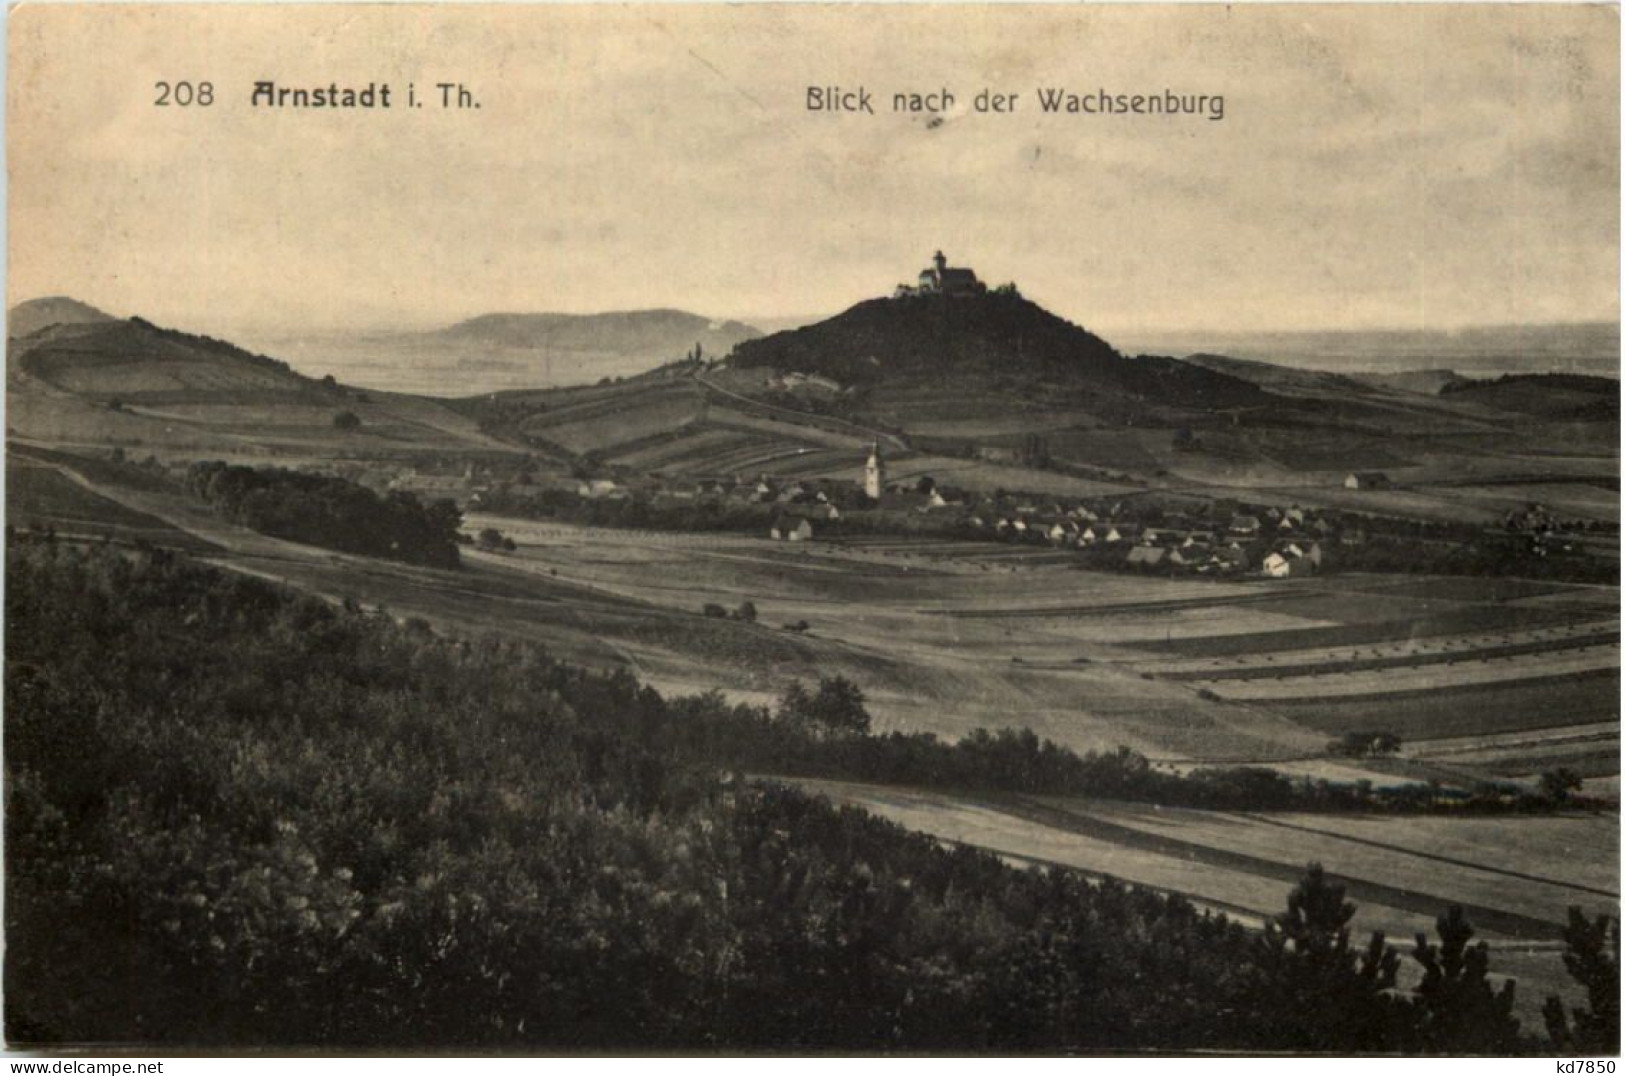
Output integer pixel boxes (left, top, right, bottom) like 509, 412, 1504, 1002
6, 539, 1615, 1051
185, 461, 462, 569
684, 691, 1594, 815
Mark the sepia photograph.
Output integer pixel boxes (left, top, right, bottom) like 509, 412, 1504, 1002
4, 1, 1620, 1055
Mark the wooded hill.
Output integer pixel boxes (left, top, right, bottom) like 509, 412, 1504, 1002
729, 291, 1267, 410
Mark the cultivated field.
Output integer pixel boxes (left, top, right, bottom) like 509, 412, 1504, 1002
17, 441, 1618, 795
451, 515, 1618, 788
518, 384, 708, 454
1411, 481, 1621, 524
16, 422, 1615, 790
6, 456, 221, 552
787, 776, 1617, 1030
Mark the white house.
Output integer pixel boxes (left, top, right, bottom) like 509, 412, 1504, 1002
1345, 472, 1392, 490
770, 515, 814, 542
1127, 546, 1168, 569
577, 478, 621, 499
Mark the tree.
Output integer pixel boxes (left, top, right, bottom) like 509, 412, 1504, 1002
1545, 908, 1619, 1053
333, 411, 362, 431
477, 527, 504, 551
1539, 767, 1583, 804
734, 600, 758, 623
1246, 864, 1402, 1051
1409, 906, 1521, 1052
775, 680, 814, 728
1370, 731, 1402, 757
805, 676, 871, 737
774, 677, 870, 738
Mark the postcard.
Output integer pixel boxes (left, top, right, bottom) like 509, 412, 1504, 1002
5, 2, 1619, 1056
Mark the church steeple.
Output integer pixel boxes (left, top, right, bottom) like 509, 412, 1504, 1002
864, 440, 885, 500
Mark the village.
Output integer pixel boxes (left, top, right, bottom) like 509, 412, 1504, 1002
383, 442, 1394, 580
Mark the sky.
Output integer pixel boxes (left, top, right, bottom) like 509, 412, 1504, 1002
8, 4, 1620, 342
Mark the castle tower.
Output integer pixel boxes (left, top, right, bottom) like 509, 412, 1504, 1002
864, 440, 885, 500
933, 250, 947, 276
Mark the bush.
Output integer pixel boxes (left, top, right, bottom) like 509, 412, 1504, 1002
1329, 731, 1402, 758
1539, 768, 1583, 803
332, 411, 362, 431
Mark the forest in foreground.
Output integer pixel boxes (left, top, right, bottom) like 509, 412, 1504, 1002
5, 538, 1616, 1052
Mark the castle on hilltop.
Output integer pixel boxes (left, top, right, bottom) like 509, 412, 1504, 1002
895, 250, 986, 299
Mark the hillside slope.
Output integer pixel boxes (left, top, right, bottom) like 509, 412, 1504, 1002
14, 316, 319, 400
9, 296, 114, 339
729, 293, 1266, 412
1182, 353, 1386, 400
1441, 373, 1620, 421
6, 311, 521, 458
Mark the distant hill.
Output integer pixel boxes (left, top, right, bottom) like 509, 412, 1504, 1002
427, 309, 761, 362
245, 309, 765, 395
1181, 353, 1380, 399
6, 313, 516, 458
1440, 373, 1620, 421
729, 293, 1265, 412
735, 313, 831, 335
9, 296, 114, 338
13, 316, 313, 398
1115, 322, 1620, 379
1344, 369, 1473, 396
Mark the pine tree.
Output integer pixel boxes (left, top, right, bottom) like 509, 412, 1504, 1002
1544, 908, 1619, 1053
1246, 864, 1402, 1051
1409, 906, 1521, 1052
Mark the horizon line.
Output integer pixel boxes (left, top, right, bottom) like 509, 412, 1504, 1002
10, 292, 1623, 342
